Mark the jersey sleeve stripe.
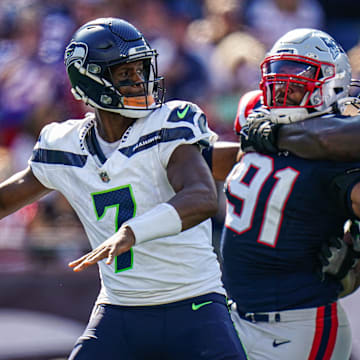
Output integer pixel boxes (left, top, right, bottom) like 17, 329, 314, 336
119, 127, 195, 158
31, 148, 88, 167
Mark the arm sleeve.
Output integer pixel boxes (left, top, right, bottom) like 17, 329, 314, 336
28, 125, 57, 190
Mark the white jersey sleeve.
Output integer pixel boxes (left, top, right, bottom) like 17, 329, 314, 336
30, 120, 88, 190
157, 100, 218, 168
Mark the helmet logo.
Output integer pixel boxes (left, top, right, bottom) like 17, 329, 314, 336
65, 41, 88, 67
100, 94, 113, 105
320, 37, 344, 61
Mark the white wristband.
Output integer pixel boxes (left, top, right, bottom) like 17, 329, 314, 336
124, 203, 182, 244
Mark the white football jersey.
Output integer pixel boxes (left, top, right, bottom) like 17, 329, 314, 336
29, 100, 225, 306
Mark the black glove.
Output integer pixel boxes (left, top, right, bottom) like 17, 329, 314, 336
319, 220, 360, 281
240, 120, 281, 154
319, 237, 356, 280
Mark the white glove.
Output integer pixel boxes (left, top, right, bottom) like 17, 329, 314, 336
246, 108, 311, 125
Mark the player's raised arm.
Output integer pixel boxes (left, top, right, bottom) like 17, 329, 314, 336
0, 167, 51, 219
277, 114, 360, 161
240, 104, 360, 161
204, 141, 241, 181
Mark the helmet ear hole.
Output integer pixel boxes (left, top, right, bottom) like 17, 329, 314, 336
334, 87, 343, 94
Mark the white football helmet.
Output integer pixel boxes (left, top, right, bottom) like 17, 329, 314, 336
260, 28, 352, 123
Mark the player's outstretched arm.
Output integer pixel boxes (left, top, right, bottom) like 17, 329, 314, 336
69, 144, 218, 272
210, 141, 241, 181
0, 167, 51, 219
278, 115, 360, 161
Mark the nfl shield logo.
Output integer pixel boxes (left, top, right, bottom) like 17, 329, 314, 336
99, 171, 110, 183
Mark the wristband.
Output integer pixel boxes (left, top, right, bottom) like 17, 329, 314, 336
124, 203, 182, 244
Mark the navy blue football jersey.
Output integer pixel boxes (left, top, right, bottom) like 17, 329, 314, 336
221, 151, 360, 314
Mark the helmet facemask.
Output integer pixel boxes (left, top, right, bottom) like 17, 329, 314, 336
260, 55, 337, 122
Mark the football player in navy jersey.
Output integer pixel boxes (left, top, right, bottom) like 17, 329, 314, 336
0, 18, 248, 360
217, 28, 360, 360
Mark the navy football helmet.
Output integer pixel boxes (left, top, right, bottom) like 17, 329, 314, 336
64, 18, 164, 118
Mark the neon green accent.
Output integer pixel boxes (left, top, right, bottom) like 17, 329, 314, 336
177, 105, 190, 119
91, 185, 136, 273
191, 301, 213, 311
91, 185, 136, 227
114, 249, 134, 273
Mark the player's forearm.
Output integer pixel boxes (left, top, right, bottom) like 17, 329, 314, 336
278, 116, 360, 161
211, 142, 240, 181
0, 168, 50, 219
167, 144, 218, 230
169, 182, 218, 231
121, 183, 217, 248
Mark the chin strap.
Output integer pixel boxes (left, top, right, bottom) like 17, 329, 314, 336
123, 95, 155, 108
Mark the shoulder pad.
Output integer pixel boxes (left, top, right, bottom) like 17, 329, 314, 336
36, 118, 87, 152
234, 90, 263, 134
166, 102, 202, 125
164, 101, 216, 146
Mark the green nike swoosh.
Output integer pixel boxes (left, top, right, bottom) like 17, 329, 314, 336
192, 301, 213, 311
177, 105, 190, 119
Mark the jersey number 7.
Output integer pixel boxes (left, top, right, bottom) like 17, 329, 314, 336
92, 185, 136, 272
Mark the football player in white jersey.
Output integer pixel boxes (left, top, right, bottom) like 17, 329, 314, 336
0, 18, 247, 360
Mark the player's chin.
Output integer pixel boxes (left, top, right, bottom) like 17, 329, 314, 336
274, 100, 297, 107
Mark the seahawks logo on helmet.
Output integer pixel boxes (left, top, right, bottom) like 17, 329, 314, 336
64, 41, 88, 67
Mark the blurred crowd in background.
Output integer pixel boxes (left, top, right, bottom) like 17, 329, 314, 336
1, 0, 360, 273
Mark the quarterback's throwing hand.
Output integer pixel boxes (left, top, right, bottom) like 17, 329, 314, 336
68, 226, 136, 272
